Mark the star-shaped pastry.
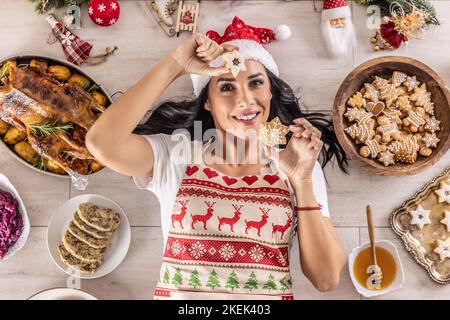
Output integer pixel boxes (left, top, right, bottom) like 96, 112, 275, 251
409, 204, 431, 229
424, 117, 441, 134
440, 210, 450, 232
404, 75, 420, 92
435, 181, 450, 204
222, 50, 246, 78
259, 117, 289, 147
433, 238, 450, 262
422, 133, 440, 148
378, 150, 395, 166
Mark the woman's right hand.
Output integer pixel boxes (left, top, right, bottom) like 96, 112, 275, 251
168, 33, 236, 77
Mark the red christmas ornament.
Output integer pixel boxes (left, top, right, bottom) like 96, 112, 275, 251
88, 0, 120, 27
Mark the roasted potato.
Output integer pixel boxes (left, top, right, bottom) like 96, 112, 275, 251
0, 60, 16, 78
90, 160, 104, 173
13, 141, 40, 165
30, 59, 48, 71
92, 91, 107, 108
0, 119, 10, 135
46, 159, 66, 174
48, 65, 71, 81
68, 74, 91, 89
4, 126, 27, 145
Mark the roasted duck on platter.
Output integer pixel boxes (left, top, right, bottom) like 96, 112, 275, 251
0, 56, 111, 188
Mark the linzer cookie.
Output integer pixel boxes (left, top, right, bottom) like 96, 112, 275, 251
343, 71, 442, 167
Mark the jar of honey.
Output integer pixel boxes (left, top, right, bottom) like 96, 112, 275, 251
349, 240, 404, 297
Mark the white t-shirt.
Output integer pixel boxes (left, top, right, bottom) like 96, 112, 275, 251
133, 133, 331, 244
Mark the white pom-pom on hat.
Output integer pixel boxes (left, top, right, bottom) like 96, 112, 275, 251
275, 24, 291, 40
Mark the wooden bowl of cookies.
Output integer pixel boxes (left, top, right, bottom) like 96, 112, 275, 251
333, 56, 450, 176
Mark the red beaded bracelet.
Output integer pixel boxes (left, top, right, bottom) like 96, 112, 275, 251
294, 204, 322, 212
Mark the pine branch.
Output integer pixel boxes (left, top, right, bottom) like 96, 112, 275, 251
27, 0, 90, 14
357, 0, 439, 25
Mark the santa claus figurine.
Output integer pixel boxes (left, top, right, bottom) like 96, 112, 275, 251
321, 0, 357, 59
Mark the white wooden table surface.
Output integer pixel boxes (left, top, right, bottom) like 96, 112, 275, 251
0, 0, 449, 300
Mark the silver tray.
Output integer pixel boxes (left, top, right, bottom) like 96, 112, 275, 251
390, 166, 450, 284
0, 53, 115, 179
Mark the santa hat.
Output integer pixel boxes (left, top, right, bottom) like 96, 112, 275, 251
321, 0, 356, 58
191, 16, 291, 96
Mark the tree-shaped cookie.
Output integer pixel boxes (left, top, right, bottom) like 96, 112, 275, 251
373, 76, 400, 108
345, 121, 375, 143
391, 71, 408, 87
410, 83, 434, 115
347, 91, 366, 108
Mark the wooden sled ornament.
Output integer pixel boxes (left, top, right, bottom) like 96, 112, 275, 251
175, 0, 200, 37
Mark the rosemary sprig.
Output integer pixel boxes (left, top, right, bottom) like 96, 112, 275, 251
86, 83, 101, 93
0, 63, 8, 80
29, 121, 73, 137
35, 157, 48, 171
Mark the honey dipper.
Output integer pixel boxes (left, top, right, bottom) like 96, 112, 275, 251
366, 205, 383, 290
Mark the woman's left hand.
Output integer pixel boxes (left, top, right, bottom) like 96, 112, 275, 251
266, 118, 323, 183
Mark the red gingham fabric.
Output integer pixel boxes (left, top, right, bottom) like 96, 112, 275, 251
47, 14, 93, 66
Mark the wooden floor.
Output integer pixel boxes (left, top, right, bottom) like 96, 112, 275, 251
0, 0, 449, 299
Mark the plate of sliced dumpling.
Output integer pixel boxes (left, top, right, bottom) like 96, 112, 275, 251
47, 194, 131, 279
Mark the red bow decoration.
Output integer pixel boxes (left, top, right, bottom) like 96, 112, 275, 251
379, 21, 408, 49
206, 16, 276, 45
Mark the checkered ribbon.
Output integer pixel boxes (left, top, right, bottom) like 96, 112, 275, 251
46, 14, 92, 65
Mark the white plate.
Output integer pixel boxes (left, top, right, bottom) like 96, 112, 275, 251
28, 287, 97, 300
348, 240, 405, 298
47, 194, 131, 279
0, 173, 30, 261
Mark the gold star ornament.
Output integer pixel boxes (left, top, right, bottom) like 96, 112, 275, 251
259, 117, 289, 147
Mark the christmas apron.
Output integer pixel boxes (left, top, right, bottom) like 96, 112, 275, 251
154, 145, 295, 300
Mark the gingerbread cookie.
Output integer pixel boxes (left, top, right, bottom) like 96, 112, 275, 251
347, 91, 366, 109
343, 71, 441, 167
259, 117, 289, 147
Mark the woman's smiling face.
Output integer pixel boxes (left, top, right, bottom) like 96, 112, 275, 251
205, 60, 272, 139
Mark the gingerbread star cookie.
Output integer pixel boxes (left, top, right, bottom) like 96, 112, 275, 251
259, 117, 289, 147
222, 50, 246, 78
409, 204, 431, 229
440, 210, 450, 233
435, 181, 450, 204
433, 238, 450, 262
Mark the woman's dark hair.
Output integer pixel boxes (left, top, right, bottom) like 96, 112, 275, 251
134, 69, 348, 173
